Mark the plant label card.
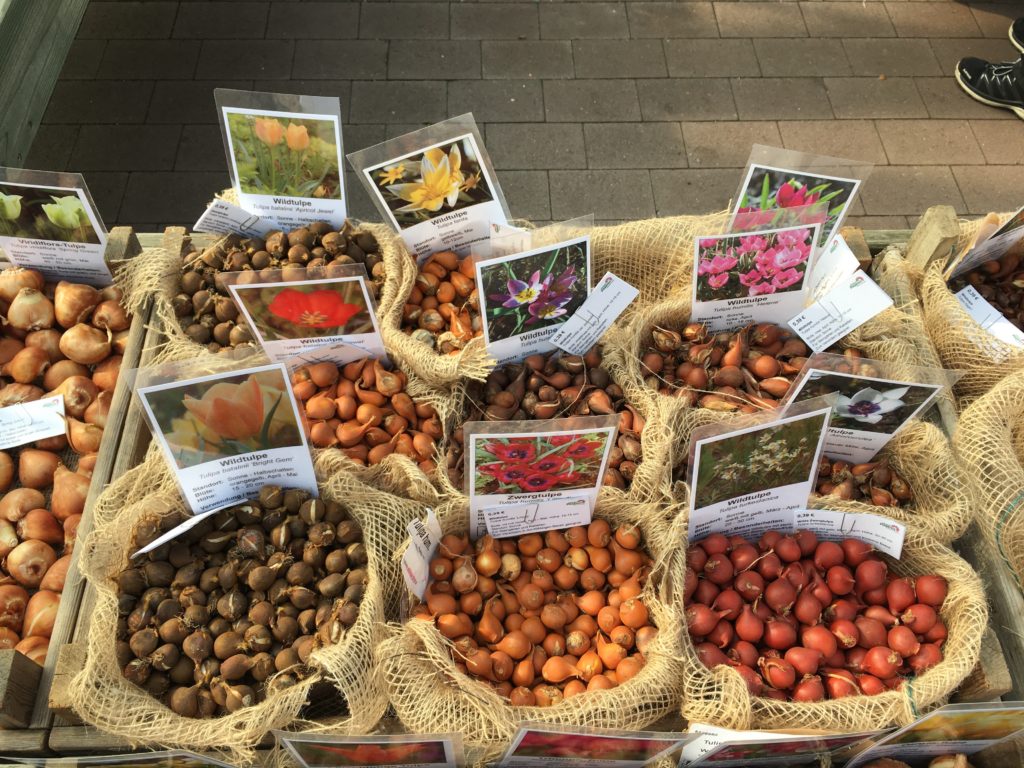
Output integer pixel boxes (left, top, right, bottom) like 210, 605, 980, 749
691, 731, 878, 767
476, 235, 592, 364
490, 222, 533, 257
350, 118, 509, 262
0, 171, 111, 285
690, 224, 819, 334
13, 751, 236, 768
227, 275, 386, 364
283, 340, 369, 377
0, 395, 65, 450
401, 507, 441, 599
687, 408, 831, 542
785, 369, 943, 463
955, 284, 1024, 353
216, 89, 347, 229
193, 197, 281, 238
482, 496, 592, 540
499, 723, 689, 768
845, 702, 1024, 768
731, 161, 862, 248
680, 725, 795, 765
550, 272, 639, 356
806, 234, 860, 304
278, 732, 463, 768
794, 509, 906, 558
788, 271, 893, 353
136, 363, 317, 514
948, 205, 1024, 280
464, 416, 618, 539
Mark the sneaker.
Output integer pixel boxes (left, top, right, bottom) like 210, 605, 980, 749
1012, 18, 1024, 53
955, 56, 1024, 119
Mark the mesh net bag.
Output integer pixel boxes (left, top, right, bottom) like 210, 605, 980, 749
378, 488, 687, 752
67, 449, 402, 762
680, 521, 987, 732
954, 369, 1024, 586
380, 213, 730, 391
605, 293, 970, 543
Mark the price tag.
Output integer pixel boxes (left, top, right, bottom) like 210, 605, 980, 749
788, 270, 893, 353
806, 234, 860, 303
0, 396, 65, 450
193, 198, 279, 238
794, 509, 905, 558
483, 496, 592, 539
550, 272, 638, 356
954, 284, 1024, 357
401, 508, 441, 599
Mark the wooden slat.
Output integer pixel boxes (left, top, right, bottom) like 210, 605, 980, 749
47, 229, 190, 752
26, 228, 147, 731
952, 626, 1012, 702
904, 205, 960, 271
0, 0, 87, 166
0, 651, 42, 729
839, 226, 872, 271
960, 524, 1024, 702
862, 229, 912, 254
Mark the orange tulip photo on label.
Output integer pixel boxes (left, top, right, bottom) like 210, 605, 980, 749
223, 108, 342, 200
139, 367, 305, 469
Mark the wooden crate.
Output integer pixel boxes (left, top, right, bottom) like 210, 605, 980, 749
0, 228, 152, 755
46, 228, 189, 755
38, 226, 1020, 758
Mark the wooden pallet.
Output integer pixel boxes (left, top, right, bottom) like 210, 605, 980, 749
0, 228, 151, 756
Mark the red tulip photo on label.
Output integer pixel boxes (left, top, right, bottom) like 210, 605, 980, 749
472, 430, 612, 496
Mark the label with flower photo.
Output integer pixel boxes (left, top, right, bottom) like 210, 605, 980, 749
226, 275, 386, 364
476, 236, 592, 364
731, 160, 862, 248
844, 702, 1024, 768
498, 723, 690, 767
350, 117, 509, 262
14, 750, 235, 768
464, 416, 618, 539
687, 407, 832, 541
785, 368, 943, 464
691, 731, 878, 767
217, 89, 347, 229
947, 204, 1024, 280
278, 731, 463, 768
690, 224, 819, 334
136, 363, 317, 514
0, 171, 111, 285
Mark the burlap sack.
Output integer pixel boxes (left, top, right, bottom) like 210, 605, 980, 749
953, 369, 1024, 586
382, 213, 730, 391
67, 449, 404, 762
605, 294, 971, 543
378, 488, 687, 752
114, 200, 409, 367
920, 260, 1024, 407
681, 522, 987, 732
438, 352, 678, 505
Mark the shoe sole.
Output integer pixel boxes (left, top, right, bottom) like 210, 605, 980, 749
1011, 27, 1024, 54
955, 67, 1024, 120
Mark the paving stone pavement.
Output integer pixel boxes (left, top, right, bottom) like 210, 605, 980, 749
27, 0, 1024, 233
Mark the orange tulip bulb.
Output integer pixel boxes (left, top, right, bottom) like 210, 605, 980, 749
183, 375, 264, 440
285, 123, 310, 151
253, 118, 285, 147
